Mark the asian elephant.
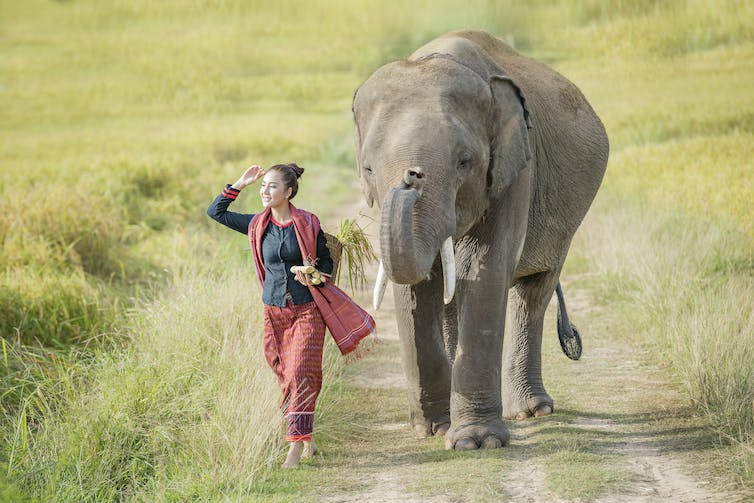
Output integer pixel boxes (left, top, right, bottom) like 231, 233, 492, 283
352, 30, 609, 450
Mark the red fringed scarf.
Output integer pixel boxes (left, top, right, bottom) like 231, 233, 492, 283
248, 205, 375, 355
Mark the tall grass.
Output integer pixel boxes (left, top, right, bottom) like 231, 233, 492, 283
551, 1, 754, 484
567, 182, 754, 484
6, 248, 346, 500
526, 0, 754, 59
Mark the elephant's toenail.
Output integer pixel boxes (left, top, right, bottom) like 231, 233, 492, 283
515, 411, 530, 421
454, 438, 479, 450
433, 423, 450, 436
413, 423, 431, 437
534, 405, 553, 417
481, 436, 502, 449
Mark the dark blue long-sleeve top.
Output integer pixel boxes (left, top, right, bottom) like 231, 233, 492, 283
207, 184, 333, 307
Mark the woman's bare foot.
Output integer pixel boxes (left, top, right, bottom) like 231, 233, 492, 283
302, 440, 318, 458
282, 441, 303, 468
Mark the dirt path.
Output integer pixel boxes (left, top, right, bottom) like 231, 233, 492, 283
320, 202, 727, 503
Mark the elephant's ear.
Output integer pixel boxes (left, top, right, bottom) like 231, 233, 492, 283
352, 90, 375, 208
488, 75, 532, 195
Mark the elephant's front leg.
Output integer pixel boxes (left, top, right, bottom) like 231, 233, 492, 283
393, 265, 452, 437
444, 272, 511, 450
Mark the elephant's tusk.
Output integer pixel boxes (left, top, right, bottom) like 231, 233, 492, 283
373, 260, 389, 310
440, 237, 455, 304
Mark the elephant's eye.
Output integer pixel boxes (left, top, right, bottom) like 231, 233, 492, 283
362, 164, 374, 176
457, 152, 472, 171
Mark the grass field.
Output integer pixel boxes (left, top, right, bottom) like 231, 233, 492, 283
1, 0, 752, 499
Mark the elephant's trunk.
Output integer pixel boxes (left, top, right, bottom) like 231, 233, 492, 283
380, 167, 455, 287
380, 183, 429, 284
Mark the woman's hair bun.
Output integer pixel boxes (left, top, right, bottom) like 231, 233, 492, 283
267, 163, 304, 199
289, 163, 304, 178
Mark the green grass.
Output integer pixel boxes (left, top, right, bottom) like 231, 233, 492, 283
6, 253, 350, 501
566, 192, 754, 488
2, 0, 754, 499
549, 0, 754, 485
562, 58, 754, 470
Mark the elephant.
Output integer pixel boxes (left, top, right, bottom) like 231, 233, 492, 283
352, 30, 609, 450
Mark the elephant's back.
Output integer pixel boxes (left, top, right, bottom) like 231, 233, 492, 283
418, 30, 609, 170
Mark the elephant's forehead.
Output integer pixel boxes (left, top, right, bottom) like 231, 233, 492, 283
358, 59, 491, 110
380, 142, 450, 169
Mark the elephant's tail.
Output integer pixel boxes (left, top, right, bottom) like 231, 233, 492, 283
556, 282, 582, 360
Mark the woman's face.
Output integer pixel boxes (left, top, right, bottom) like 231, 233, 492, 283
259, 171, 293, 210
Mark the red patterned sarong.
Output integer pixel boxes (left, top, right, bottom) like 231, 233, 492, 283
263, 300, 326, 442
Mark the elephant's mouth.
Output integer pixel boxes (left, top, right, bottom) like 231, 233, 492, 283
373, 236, 455, 309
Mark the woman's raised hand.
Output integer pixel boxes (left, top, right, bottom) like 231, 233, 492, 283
233, 165, 265, 190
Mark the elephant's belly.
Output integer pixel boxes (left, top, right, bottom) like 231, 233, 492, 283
513, 223, 572, 281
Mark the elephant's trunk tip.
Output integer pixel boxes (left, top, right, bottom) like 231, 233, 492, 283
401, 167, 426, 194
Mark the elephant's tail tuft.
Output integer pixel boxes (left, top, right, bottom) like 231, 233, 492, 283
556, 282, 582, 360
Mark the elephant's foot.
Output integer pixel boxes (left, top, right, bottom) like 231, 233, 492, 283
411, 415, 451, 437
444, 419, 510, 450
503, 393, 554, 421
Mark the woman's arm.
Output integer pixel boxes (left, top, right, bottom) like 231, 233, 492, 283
206, 165, 266, 234
206, 185, 253, 234
316, 229, 334, 276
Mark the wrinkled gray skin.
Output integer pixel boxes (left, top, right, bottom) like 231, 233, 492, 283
353, 30, 609, 450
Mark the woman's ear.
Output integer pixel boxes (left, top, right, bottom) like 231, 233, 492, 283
487, 75, 532, 196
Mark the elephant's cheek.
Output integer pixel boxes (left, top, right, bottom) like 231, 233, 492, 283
454, 177, 488, 237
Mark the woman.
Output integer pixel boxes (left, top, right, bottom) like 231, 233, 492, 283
207, 163, 334, 468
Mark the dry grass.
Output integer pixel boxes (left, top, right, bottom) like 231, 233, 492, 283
334, 219, 378, 292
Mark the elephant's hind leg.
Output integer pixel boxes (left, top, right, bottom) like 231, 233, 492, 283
502, 270, 560, 420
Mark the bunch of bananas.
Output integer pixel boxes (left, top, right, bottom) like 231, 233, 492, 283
290, 265, 328, 285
